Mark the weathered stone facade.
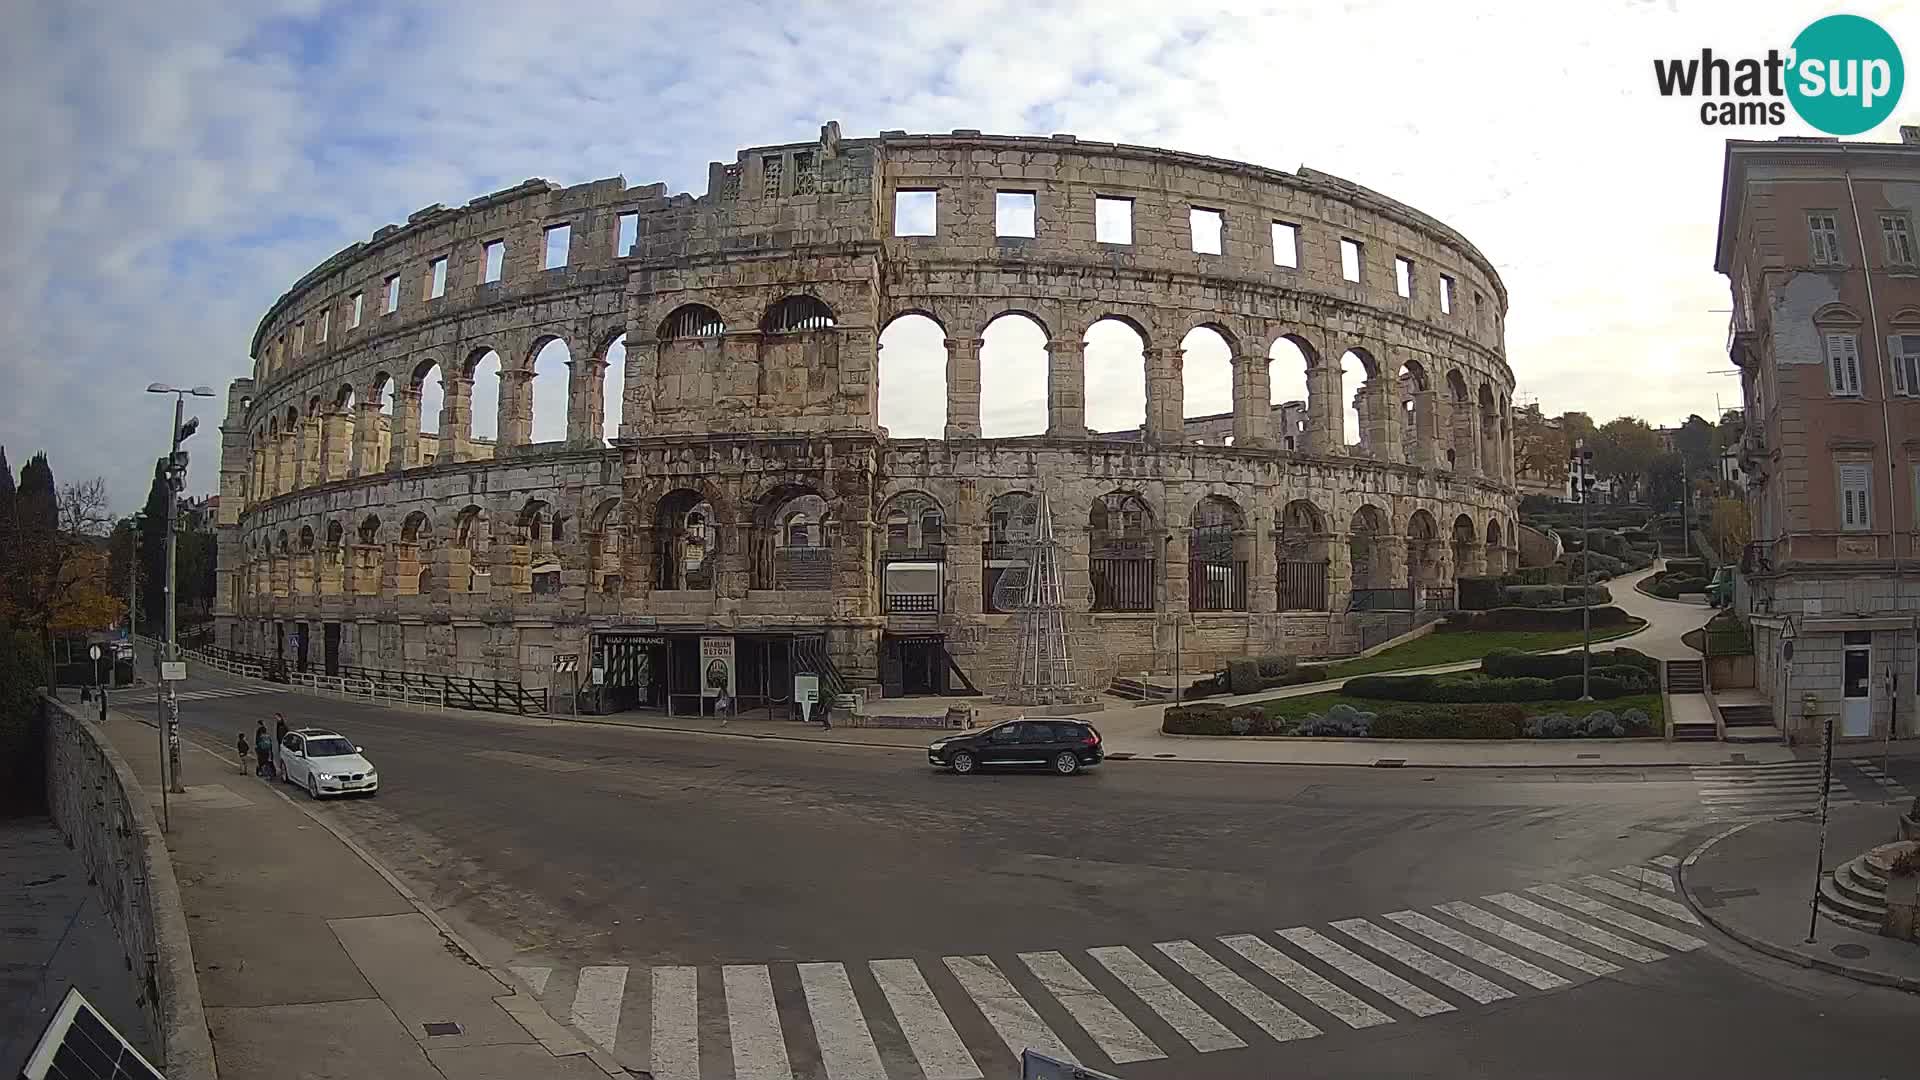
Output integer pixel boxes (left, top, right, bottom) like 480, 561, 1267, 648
218, 124, 1517, 700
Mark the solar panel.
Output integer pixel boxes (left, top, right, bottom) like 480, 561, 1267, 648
18, 987, 164, 1080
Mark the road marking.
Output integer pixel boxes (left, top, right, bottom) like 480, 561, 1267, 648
1606, 866, 1677, 893
1086, 946, 1244, 1054
510, 965, 552, 996
1381, 910, 1570, 991
1482, 893, 1667, 963
1019, 951, 1164, 1064
570, 965, 627, 1052
869, 959, 981, 1080
1529, 885, 1707, 952
1328, 918, 1513, 1004
1849, 758, 1911, 799
1154, 940, 1320, 1043
945, 955, 1076, 1065
1436, 901, 1622, 977
798, 962, 886, 1080
1584, 874, 1700, 924
1275, 927, 1454, 1018
724, 964, 793, 1080
1648, 854, 1681, 868
1218, 933, 1393, 1029
651, 966, 699, 1080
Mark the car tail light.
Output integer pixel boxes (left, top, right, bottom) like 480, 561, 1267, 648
1082, 731, 1100, 746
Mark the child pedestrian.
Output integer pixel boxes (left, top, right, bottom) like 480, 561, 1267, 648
236, 731, 249, 775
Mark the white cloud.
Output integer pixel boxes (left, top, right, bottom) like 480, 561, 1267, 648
4, 0, 1916, 509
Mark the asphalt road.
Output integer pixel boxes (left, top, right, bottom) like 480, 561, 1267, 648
125, 669, 1920, 1079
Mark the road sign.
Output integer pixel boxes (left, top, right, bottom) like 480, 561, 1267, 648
160, 661, 187, 681
554, 653, 579, 674
88, 644, 102, 661
795, 674, 820, 723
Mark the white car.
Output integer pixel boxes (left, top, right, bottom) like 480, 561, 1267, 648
279, 727, 379, 798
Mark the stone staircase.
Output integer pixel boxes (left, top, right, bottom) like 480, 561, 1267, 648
1818, 844, 1899, 932
1720, 702, 1782, 744
1108, 676, 1175, 702
1666, 658, 1705, 693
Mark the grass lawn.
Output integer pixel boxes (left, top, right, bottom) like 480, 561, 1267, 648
1251, 690, 1665, 727
1321, 620, 1649, 679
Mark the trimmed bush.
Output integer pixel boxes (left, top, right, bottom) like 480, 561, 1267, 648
1163, 702, 1268, 735
1504, 584, 1563, 608
1505, 565, 1568, 586
1446, 606, 1635, 632
1254, 654, 1297, 678
1369, 703, 1527, 739
1583, 711, 1626, 737
1457, 576, 1502, 611
1226, 660, 1261, 696
1300, 703, 1375, 737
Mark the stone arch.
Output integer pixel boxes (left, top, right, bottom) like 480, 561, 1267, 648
1451, 512, 1480, 580
878, 313, 947, 439
1485, 515, 1507, 575
752, 483, 831, 590
1445, 368, 1474, 472
1341, 347, 1387, 457
601, 332, 627, 440
358, 514, 381, 544
1180, 325, 1235, 434
983, 490, 1038, 614
1348, 503, 1391, 597
1089, 490, 1157, 613
654, 487, 719, 591
878, 490, 946, 615
1276, 498, 1331, 610
410, 357, 445, 473
658, 303, 726, 340
1267, 334, 1321, 453
297, 525, 315, 552
526, 336, 572, 445
1477, 382, 1500, 480
1084, 316, 1147, 437
761, 295, 837, 333
1398, 358, 1435, 466
979, 311, 1051, 437
586, 496, 629, 595
1188, 494, 1249, 611
1406, 508, 1441, 597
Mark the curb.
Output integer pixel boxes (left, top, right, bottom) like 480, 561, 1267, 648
1677, 821, 1920, 995
154, 718, 630, 1077
551, 712, 929, 752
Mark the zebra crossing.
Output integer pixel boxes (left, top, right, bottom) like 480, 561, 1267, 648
1689, 759, 1877, 821
1851, 757, 1914, 802
116, 685, 278, 706
508, 861, 1706, 1078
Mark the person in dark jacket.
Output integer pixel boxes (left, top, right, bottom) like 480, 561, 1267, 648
236, 732, 249, 775
254, 723, 273, 778
273, 714, 288, 779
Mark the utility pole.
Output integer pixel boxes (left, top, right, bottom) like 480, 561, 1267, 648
1571, 439, 1596, 701
148, 383, 213, 801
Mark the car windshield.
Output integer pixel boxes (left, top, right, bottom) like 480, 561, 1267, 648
304, 737, 356, 758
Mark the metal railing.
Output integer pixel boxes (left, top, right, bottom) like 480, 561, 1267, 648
884, 591, 940, 614
1278, 560, 1329, 611
1347, 587, 1414, 612
139, 635, 546, 715
1188, 558, 1248, 612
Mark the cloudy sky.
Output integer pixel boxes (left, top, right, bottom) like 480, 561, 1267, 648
3, 0, 1916, 510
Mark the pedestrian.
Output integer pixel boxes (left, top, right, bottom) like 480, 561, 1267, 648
235, 731, 249, 776
818, 703, 832, 731
253, 722, 273, 779
273, 713, 288, 779
715, 693, 731, 726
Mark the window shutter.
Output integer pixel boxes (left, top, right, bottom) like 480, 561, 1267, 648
1846, 345, 1862, 396
1828, 334, 1845, 393
1840, 463, 1871, 530
1895, 336, 1910, 396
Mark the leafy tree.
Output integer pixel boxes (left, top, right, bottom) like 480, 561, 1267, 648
1709, 497, 1752, 563
0, 447, 14, 596
1513, 404, 1569, 485
1559, 411, 1596, 449
1673, 414, 1714, 473
9, 456, 116, 679
1647, 452, 1686, 511
138, 458, 170, 630
1591, 417, 1661, 502
0, 626, 48, 814
1715, 408, 1745, 453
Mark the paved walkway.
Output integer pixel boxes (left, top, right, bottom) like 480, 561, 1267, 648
0, 817, 153, 1076
100, 708, 618, 1080
1680, 803, 1920, 991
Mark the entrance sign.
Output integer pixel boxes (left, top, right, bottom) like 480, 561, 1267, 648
700, 636, 736, 697
160, 661, 187, 681
795, 674, 820, 723
554, 653, 580, 674
590, 665, 606, 685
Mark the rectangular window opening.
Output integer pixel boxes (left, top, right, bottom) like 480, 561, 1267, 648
1894, 333, 1920, 397
1340, 238, 1363, 282
894, 190, 937, 236
1884, 214, 1916, 266
543, 223, 571, 269
1271, 221, 1298, 267
384, 275, 400, 314
1809, 213, 1843, 266
428, 256, 447, 299
293, 321, 304, 350
1394, 255, 1413, 299
483, 240, 505, 283
1095, 196, 1133, 245
1440, 275, 1454, 314
1839, 462, 1872, 531
762, 155, 784, 199
350, 293, 363, 328
1190, 207, 1223, 255
615, 214, 638, 258
316, 310, 329, 343
996, 191, 1036, 238
793, 153, 816, 195
1826, 332, 1862, 397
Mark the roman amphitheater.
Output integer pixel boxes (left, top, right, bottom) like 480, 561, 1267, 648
214, 122, 1518, 715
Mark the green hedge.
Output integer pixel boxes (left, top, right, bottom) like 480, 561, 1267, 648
1369, 703, 1528, 739
1457, 576, 1502, 611
1185, 659, 1328, 701
1343, 670, 1638, 702
1163, 702, 1295, 736
1445, 606, 1636, 632
1504, 565, 1567, 586
1481, 646, 1659, 679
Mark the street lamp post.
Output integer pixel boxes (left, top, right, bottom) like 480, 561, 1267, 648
1570, 440, 1596, 701
147, 383, 214, 804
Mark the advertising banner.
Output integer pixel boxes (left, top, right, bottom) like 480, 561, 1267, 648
700, 636, 736, 698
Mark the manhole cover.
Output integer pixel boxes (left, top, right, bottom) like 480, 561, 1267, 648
1577, 753, 1600, 760
1831, 943, 1870, 960
423, 1022, 462, 1037
1152, 753, 1177, 759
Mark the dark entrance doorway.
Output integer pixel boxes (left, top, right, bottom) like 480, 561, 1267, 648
883, 636, 947, 697
323, 622, 341, 675
592, 633, 667, 714
293, 622, 310, 673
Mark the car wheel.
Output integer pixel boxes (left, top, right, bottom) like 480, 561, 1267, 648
307, 776, 320, 800
1052, 751, 1080, 776
951, 750, 977, 775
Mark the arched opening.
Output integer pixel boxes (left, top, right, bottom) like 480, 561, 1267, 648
1276, 500, 1330, 610
1406, 509, 1440, 606
1090, 491, 1156, 612
1180, 325, 1234, 442
1478, 383, 1499, 479
984, 491, 1037, 614
326, 385, 356, 483
1188, 495, 1248, 611
762, 295, 837, 333
467, 349, 502, 449
656, 304, 727, 420
353, 514, 381, 596
654, 489, 718, 591
756, 486, 831, 590
1084, 317, 1147, 437
367, 373, 393, 474
1486, 517, 1507, 575
1267, 336, 1314, 453
416, 366, 443, 439
877, 313, 947, 438
455, 505, 490, 594
602, 334, 627, 440
660, 304, 725, 340
530, 339, 571, 444
587, 498, 627, 596
1340, 349, 1375, 453
979, 312, 1048, 437
879, 491, 946, 616
1398, 359, 1431, 465
1451, 513, 1480, 583
320, 519, 344, 595
295, 525, 316, 596
398, 511, 431, 596
1446, 370, 1473, 472
518, 499, 559, 595
1348, 504, 1392, 607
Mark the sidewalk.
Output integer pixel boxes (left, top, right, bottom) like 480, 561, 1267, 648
1680, 803, 1920, 992
100, 709, 617, 1079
